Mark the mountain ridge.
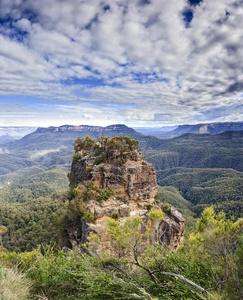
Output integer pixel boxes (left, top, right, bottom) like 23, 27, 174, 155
135, 121, 243, 139
35, 124, 137, 134
173, 121, 243, 135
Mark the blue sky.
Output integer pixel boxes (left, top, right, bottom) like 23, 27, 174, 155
0, 0, 242, 127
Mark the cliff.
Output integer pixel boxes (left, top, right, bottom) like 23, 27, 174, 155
172, 122, 243, 135
35, 124, 138, 135
66, 136, 184, 255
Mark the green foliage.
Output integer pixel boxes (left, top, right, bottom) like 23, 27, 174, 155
0, 168, 69, 204
145, 131, 243, 172
0, 154, 38, 176
158, 168, 243, 219
106, 216, 144, 257
0, 194, 68, 252
157, 186, 194, 221
108, 136, 139, 151
96, 188, 114, 202
160, 202, 170, 213
136, 245, 214, 299
194, 206, 242, 235
0, 248, 148, 300
73, 135, 140, 167
73, 136, 95, 152
148, 209, 163, 221
67, 183, 98, 223
0, 226, 7, 236
188, 207, 243, 299
72, 152, 81, 163
0, 243, 221, 300
67, 183, 115, 223
1, 207, 242, 300
112, 212, 120, 219
0, 225, 7, 249
236, 233, 243, 292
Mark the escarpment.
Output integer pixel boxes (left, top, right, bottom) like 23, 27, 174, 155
66, 136, 184, 255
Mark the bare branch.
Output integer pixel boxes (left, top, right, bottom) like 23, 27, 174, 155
159, 272, 207, 292
205, 252, 232, 292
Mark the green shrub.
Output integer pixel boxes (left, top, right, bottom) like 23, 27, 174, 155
97, 189, 114, 202
112, 212, 120, 219
118, 159, 126, 166
161, 202, 171, 213
72, 152, 81, 163
83, 136, 95, 150
149, 209, 164, 221
146, 203, 152, 210
94, 157, 102, 165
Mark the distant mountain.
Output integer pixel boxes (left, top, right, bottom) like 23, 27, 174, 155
3, 124, 158, 154
35, 124, 139, 134
0, 134, 15, 144
1, 124, 242, 174
135, 122, 243, 139
0, 124, 161, 176
0, 126, 37, 141
171, 122, 243, 135
145, 130, 243, 172
133, 125, 178, 136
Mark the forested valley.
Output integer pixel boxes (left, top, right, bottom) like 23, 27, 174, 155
0, 125, 242, 299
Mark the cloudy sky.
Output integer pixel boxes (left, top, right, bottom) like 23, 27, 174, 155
0, 0, 242, 127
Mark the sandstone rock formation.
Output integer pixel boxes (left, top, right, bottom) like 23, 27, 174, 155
66, 136, 184, 255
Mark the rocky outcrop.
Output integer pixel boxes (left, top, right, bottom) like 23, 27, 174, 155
158, 207, 185, 248
71, 158, 157, 202
66, 136, 184, 255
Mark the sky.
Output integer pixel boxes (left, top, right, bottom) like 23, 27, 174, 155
0, 0, 242, 127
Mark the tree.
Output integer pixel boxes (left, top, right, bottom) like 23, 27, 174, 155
102, 208, 243, 299
0, 225, 7, 249
106, 216, 145, 258
236, 233, 243, 297
188, 207, 243, 297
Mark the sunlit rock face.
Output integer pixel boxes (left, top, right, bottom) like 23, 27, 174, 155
66, 136, 184, 255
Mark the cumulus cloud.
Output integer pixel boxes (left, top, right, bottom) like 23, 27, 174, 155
0, 0, 242, 125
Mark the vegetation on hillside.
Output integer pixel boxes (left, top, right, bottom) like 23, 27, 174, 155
0, 168, 69, 252
0, 194, 68, 252
0, 168, 69, 204
157, 168, 243, 218
0, 208, 242, 299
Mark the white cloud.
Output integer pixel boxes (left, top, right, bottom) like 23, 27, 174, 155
0, 0, 242, 125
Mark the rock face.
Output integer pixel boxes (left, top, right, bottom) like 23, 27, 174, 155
66, 136, 184, 255
158, 207, 185, 248
173, 122, 243, 135
36, 124, 138, 135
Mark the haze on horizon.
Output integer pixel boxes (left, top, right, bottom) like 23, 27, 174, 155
0, 0, 242, 127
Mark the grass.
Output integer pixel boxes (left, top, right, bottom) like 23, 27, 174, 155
0, 265, 31, 300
